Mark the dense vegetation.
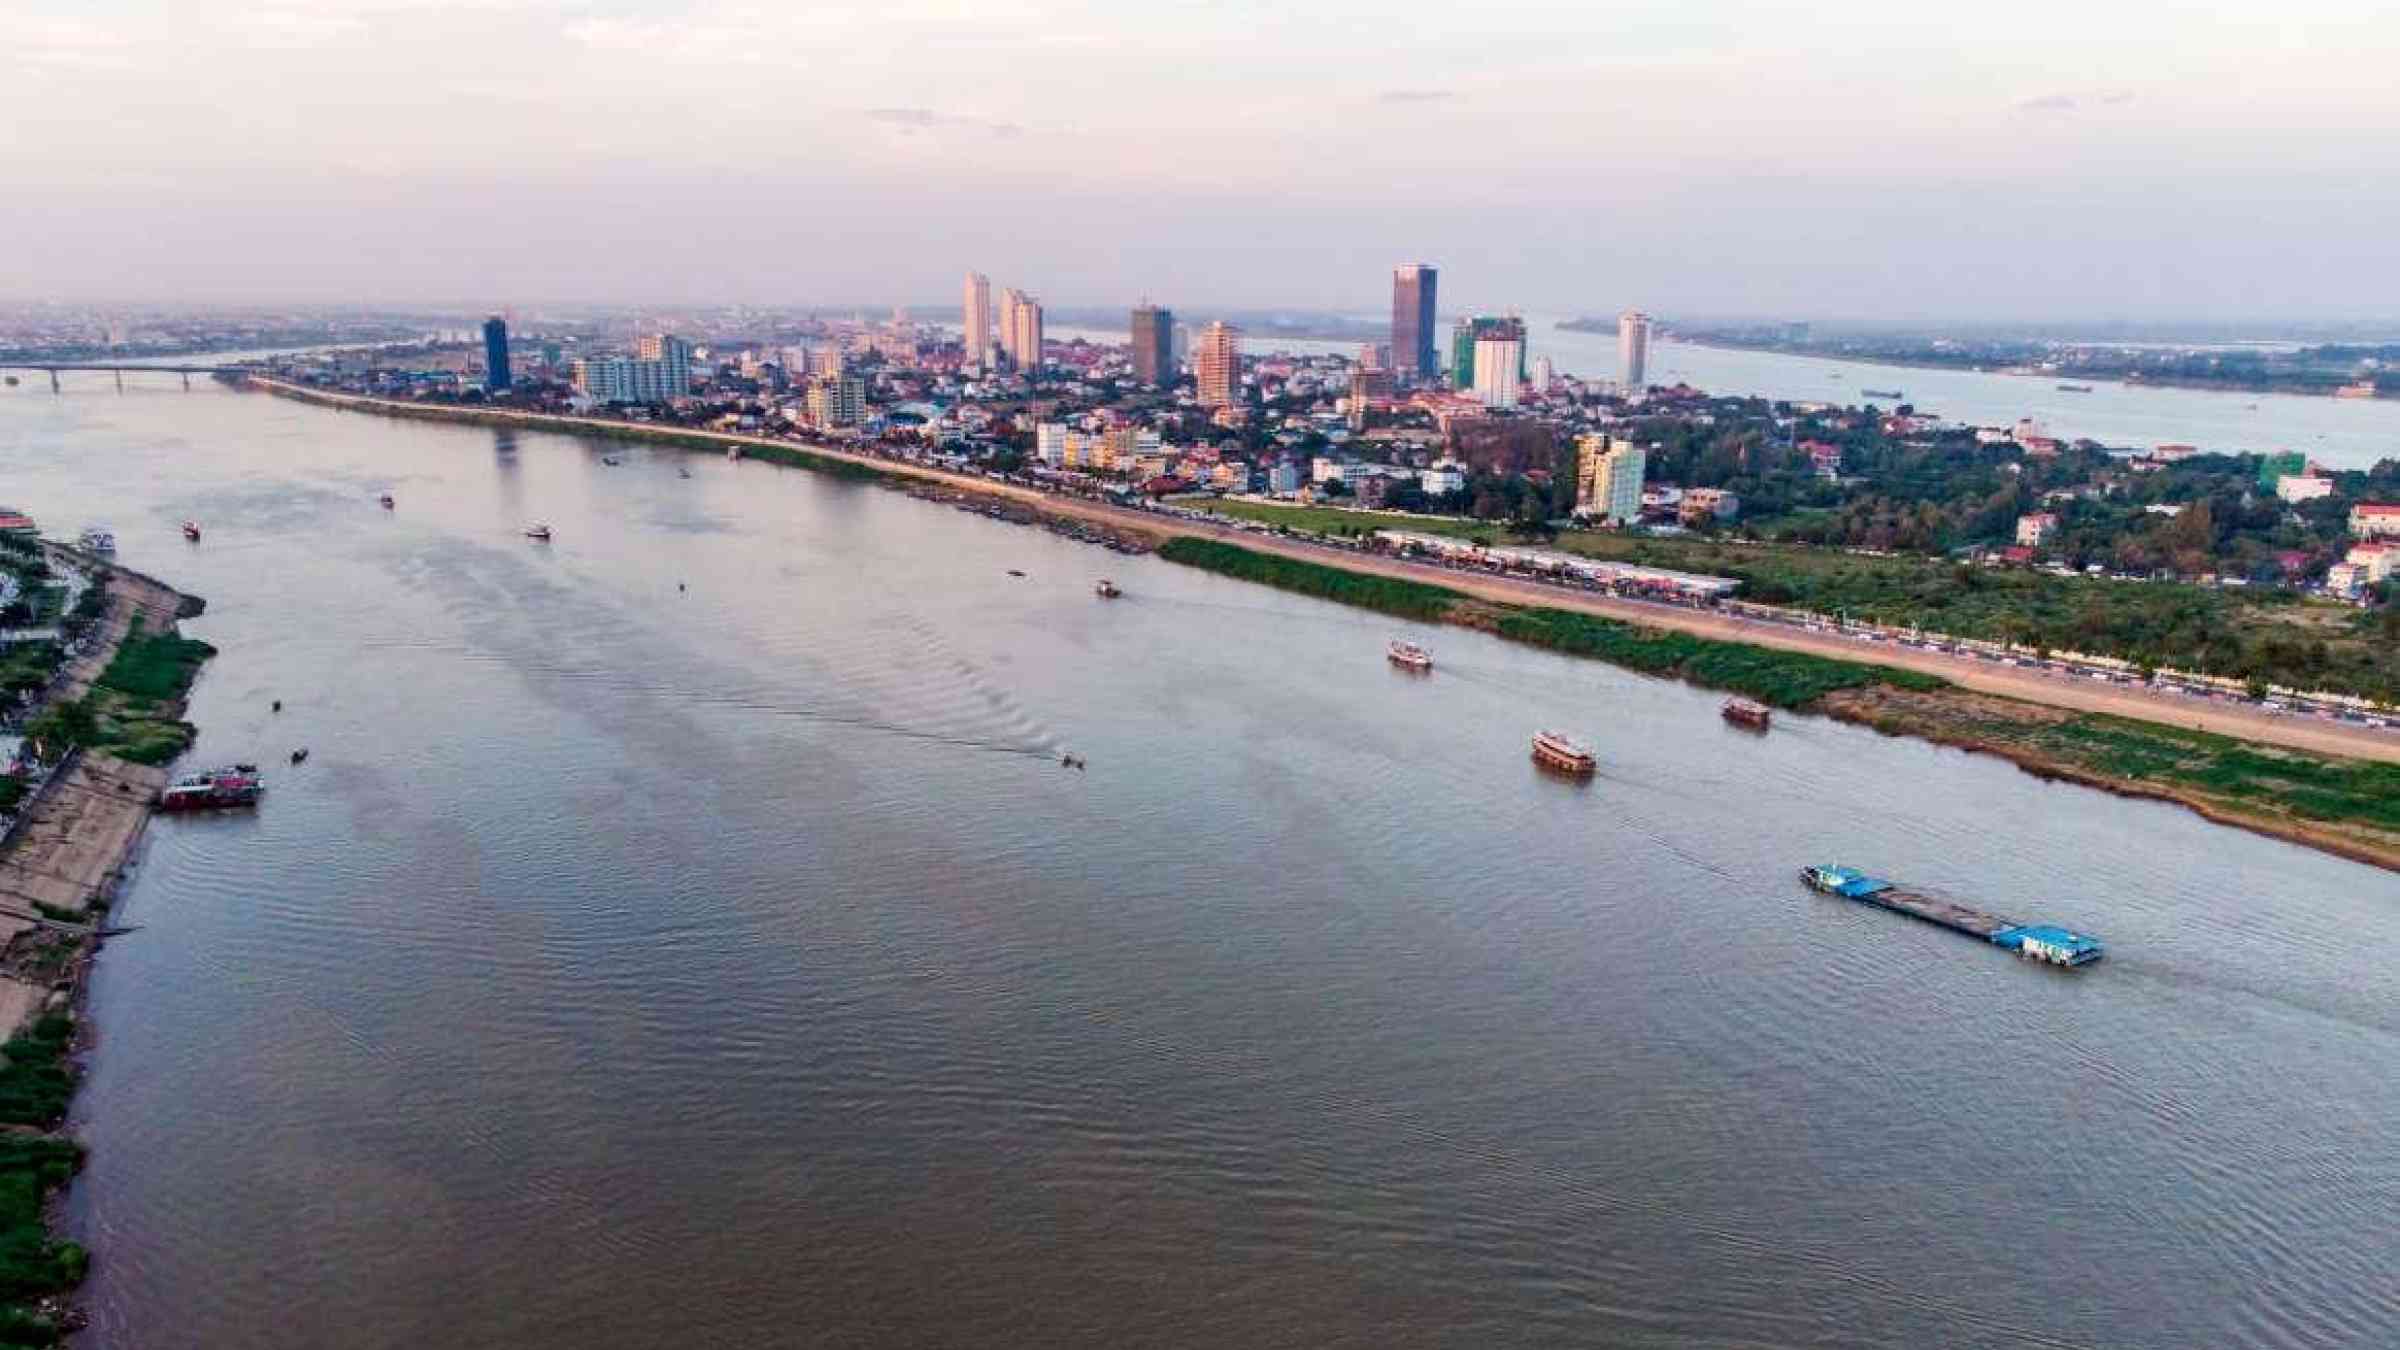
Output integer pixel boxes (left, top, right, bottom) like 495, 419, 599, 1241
0, 1017, 88, 1347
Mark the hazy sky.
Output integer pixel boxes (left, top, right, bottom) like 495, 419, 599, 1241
5, 0, 2396, 320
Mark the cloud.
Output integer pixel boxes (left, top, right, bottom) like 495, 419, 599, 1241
1379, 89, 1457, 104
863, 107, 1022, 137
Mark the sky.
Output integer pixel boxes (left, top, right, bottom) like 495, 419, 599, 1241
4, 0, 2397, 321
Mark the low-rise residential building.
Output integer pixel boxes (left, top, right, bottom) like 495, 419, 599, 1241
1681, 487, 1740, 521
2275, 474, 2335, 503
2350, 503, 2400, 540
1419, 461, 1466, 496
2346, 542, 2396, 584
2016, 512, 2059, 548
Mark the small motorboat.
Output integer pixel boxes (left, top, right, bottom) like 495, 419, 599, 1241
1386, 639, 1433, 672
181, 520, 202, 541
1007, 569, 1026, 578
289, 748, 309, 765
378, 493, 395, 509
524, 525, 552, 541
1094, 579, 1121, 598
271, 700, 282, 713
600, 456, 621, 467
678, 468, 692, 479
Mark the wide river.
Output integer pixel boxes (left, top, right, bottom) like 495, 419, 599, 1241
4, 376, 2397, 1348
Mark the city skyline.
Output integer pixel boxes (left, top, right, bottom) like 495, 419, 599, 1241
8, 2, 2400, 318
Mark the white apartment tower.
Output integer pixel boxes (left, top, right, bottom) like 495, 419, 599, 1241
1472, 335, 1524, 409
1577, 434, 1647, 526
1618, 310, 1652, 392
962, 272, 993, 371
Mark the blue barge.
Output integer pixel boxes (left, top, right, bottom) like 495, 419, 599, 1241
1800, 865, 2104, 967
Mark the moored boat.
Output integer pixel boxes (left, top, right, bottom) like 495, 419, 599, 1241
1531, 730, 1596, 775
1721, 697, 1771, 729
1386, 639, 1433, 672
158, 766, 264, 812
77, 527, 116, 554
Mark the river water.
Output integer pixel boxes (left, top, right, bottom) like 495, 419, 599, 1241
1048, 320, 2400, 470
4, 375, 2397, 1348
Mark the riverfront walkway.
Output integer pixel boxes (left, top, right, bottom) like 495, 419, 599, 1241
249, 379, 2400, 766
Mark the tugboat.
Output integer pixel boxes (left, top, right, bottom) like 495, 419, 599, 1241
1094, 579, 1122, 598
1530, 730, 1597, 776
76, 527, 116, 554
1721, 697, 1771, 730
158, 765, 265, 812
181, 520, 202, 542
524, 524, 552, 541
1386, 639, 1434, 672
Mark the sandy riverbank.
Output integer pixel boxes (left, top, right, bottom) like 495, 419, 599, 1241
251, 378, 2399, 767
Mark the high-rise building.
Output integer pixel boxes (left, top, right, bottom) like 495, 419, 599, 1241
482, 316, 511, 392
1391, 264, 1437, 380
1000, 289, 1043, 374
1618, 310, 1652, 392
1576, 434, 1647, 525
1130, 304, 1174, 386
807, 345, 845, 379
1531, 356, 1555, 392
1347, 366, 1395, 430
807, 375, 867, 427
1451, 315, 1526, 389
632, 334, 695, 393
1472, 336, 1523, 409
1195, 321, 1241, 408
572, 355, 686, 404
962, 272, 993, 371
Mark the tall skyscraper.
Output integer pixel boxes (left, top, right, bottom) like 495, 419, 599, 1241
1618, 310, 1652, 392
1000, 288, 1043, 373
1472, 335, 1523, 408
1391, 264, 1437, 380
962, 272, 993, 371
1130, 304, 1173, 386
482, 315, 511, 392
1195, 321, 1241, 407
1576, 434, 1647, 525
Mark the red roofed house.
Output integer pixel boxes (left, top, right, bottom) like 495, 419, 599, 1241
2351, 503, 2400, 540
0, 510, 35, 540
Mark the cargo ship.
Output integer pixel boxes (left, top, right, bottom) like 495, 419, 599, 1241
1386, 639, 1433, 672
159, 765, 265, 813
1721, 697, 1771, 730
2056, 383, 2095, 392
1799, 865, 2103, 966
1531, 730, 1596, 775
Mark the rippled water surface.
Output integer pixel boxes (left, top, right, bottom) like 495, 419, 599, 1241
3, 377, 2396, 1349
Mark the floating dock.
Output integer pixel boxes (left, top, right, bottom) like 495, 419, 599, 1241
1800, 865, 2103, 966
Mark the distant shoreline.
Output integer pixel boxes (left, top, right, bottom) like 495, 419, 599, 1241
1619, 332, 2392, 404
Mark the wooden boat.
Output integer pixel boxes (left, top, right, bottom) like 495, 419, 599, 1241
1531, 730, 1597, 775
1386, 639, 1433, 672
1721, 697, 1772, 730
524, 524, 552, 541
